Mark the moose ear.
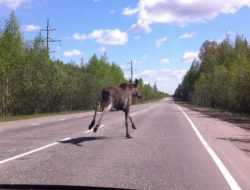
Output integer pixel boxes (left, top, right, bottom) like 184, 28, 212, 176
134, 79, 139, 87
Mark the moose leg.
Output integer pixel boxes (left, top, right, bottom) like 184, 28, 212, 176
88, 103, 98, 130
93, 103, 112, 133
128, 115, 136, 129
125, 110, 132, 138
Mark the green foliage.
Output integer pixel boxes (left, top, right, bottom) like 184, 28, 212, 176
174, 35, 250, 113
0, 12, 166, 117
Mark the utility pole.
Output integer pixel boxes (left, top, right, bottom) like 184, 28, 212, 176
130, 60, 134, 82
40, 19, 60, 54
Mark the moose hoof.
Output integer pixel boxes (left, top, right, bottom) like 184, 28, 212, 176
126, 134, 132, 139
132, 125, 137, 130
93, 127, 98, 133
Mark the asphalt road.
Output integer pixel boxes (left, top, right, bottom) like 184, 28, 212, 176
0, 98, 238, 189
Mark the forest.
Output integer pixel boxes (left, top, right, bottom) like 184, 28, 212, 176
0, 12, 166, 117
174, 34, 250, 113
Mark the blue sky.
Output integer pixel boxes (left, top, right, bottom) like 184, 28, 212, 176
0, 0, 250, 94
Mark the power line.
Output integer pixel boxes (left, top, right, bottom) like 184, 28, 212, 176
40, 19, 60, 54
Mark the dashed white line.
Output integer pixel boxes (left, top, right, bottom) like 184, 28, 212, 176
0, 142, 59, 165
59, 137, 72, 142
177, 105, 242, 190
31, 123, 39, 126
0, 105, 156, 165
130, 105, 156, 116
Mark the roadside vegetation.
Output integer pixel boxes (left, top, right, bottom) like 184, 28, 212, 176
0, 12, 166, 119
174, 34, 250, 113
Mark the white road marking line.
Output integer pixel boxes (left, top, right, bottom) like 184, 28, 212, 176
0, 142, 58, 165
59, 137, 72, 142
177, 105, 242, 190
0, 105, 156, 165
130, 105, 155, 116
0, 129, 95, 165
31, 123, 39, 126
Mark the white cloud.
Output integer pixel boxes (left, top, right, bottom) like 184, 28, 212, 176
73, 29, 128, 46
122, 7, 139, 16
160, 58, 169, 64
182, 51, 199, 63
98, 46, 106, 53
124, 0, 250, 32
64, 49, 82, 57
179, 32, 196, 39
155, 36, 167, 48
135, 68, 187, 93
89, 29, 128, 45
137, 69, 186, 80
73, 33, 88, 41
23, 24, 41, 32
0, 0, 27, 9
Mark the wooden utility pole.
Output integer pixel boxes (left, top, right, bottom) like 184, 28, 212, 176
130, 60, 133, 82
41, 19, 60, 54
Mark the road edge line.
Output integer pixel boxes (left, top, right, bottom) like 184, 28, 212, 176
177, 105, 242, 190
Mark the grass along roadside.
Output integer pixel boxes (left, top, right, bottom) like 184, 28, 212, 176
0, 98, 165, 123
0, 110, 90, 123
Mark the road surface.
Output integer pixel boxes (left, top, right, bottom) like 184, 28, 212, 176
0, 98, 242, 189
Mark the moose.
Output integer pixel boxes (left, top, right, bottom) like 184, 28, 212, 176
88, 79, 142, 138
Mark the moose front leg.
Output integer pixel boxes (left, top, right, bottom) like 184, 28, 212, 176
125, 110, 132, 138
93, 103, 112, 133
88, 103, 99, 130
128, 115, 136, 129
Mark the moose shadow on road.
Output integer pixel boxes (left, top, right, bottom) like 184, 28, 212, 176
59, 136, 108, 147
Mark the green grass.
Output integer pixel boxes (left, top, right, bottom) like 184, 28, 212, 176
0, 97, 166, 123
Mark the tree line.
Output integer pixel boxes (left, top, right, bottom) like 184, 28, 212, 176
0, 12, 166, 117
174, 35, 250, 113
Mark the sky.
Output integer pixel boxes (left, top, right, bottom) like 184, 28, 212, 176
0, 0, 250, 94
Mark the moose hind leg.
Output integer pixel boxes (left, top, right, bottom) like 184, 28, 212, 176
129, 115, 136, 129
125, 111, 132, 138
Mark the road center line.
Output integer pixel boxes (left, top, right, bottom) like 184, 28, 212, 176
0, 104, 156, 165
0, 130, 92, 165
130, 105, 156, 116
0, 142, 59, 165
31, 123, 39, 126
177, 105, 242, 190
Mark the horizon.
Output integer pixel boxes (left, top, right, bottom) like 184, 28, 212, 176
0, 0, 250, 94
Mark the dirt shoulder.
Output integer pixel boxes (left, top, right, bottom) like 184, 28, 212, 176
177, 101, 250, 190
